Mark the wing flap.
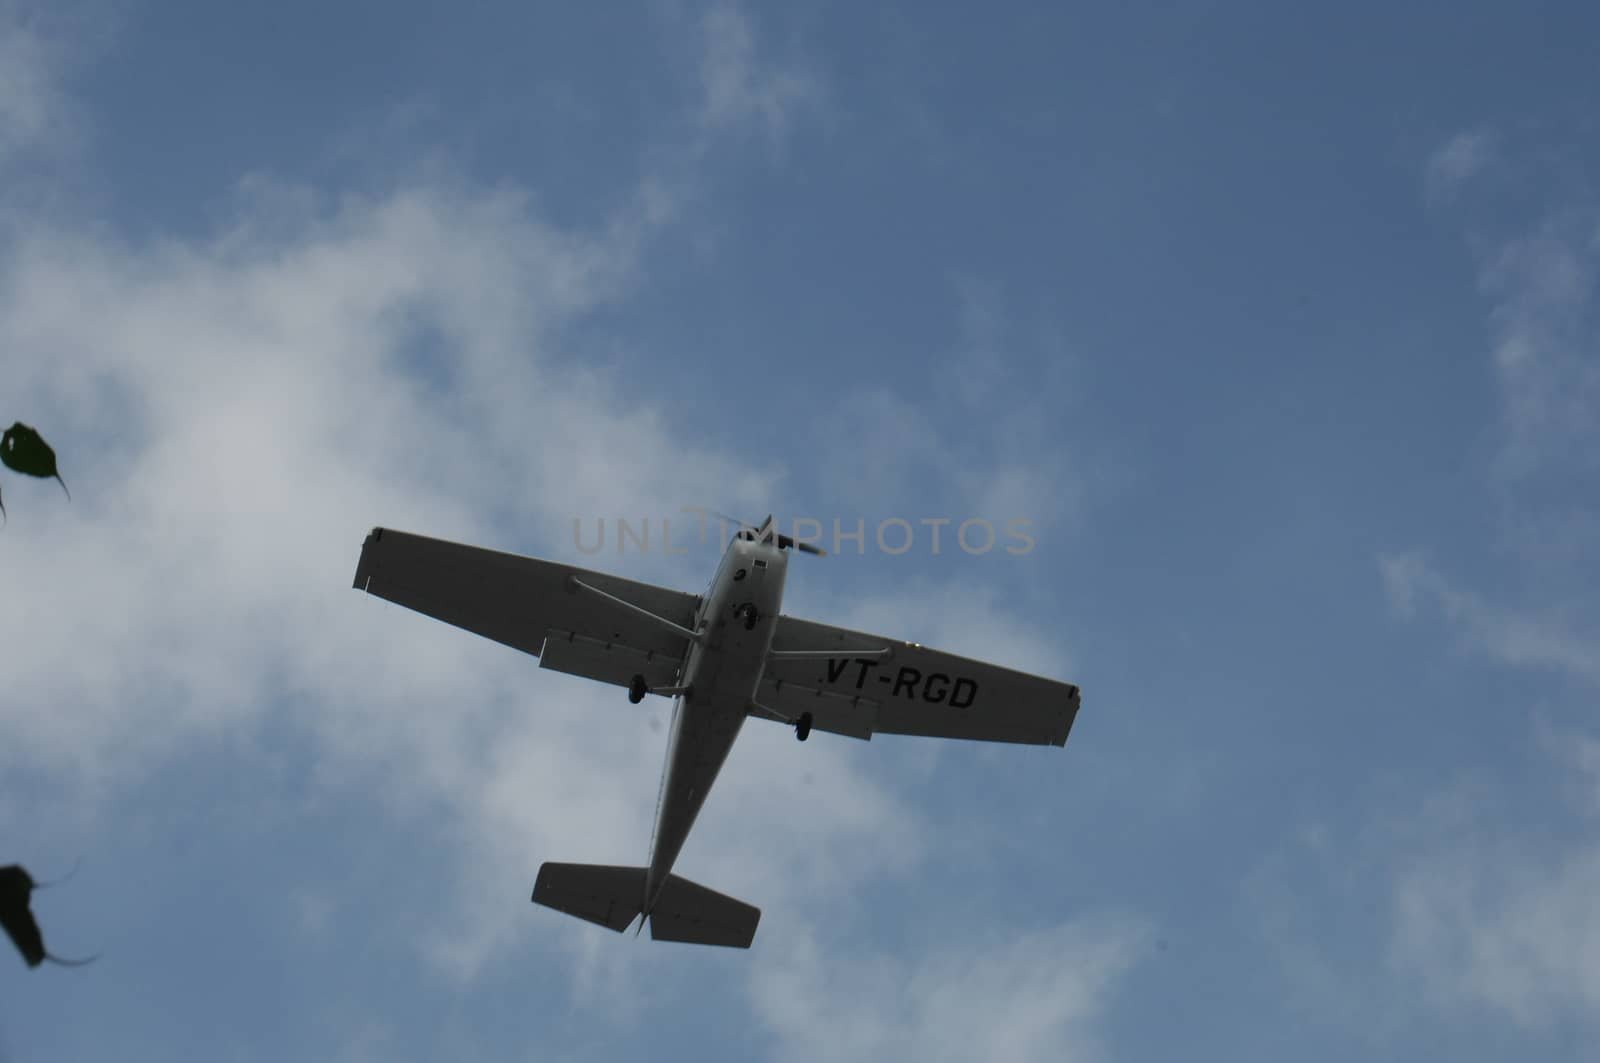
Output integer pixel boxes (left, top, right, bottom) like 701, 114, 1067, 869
753, 677, 878, 740
539, 629, 684, 690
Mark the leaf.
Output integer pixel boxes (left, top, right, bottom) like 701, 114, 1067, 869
0, 864, 97, 969
0, 865, 44, 967
0, 422, 70, 500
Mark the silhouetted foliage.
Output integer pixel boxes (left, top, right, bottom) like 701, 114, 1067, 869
0, 422, 70, 522
0, 865, 95, 969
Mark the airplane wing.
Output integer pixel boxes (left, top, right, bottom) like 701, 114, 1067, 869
351, 527, 698, 692
756, 615, 1080, 746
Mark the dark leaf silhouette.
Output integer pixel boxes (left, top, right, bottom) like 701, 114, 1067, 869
0, 864, 96, 969
1, 422, 70, 500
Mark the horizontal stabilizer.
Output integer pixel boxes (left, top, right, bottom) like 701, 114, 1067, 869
649, 873, 761, 948
530, 863, 760, 947
531, 863, 645, 933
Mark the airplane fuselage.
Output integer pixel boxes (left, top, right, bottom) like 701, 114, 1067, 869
644, 535, 788, 911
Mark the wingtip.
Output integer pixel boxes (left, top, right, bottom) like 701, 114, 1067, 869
352, 528, 382, 590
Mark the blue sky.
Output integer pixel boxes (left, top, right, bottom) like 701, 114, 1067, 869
2, 1, 1599, 1059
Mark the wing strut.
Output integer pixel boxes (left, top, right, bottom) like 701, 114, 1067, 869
569, 577, 703, 642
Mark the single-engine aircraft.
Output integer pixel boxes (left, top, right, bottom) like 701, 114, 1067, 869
351, 515, 1081, 948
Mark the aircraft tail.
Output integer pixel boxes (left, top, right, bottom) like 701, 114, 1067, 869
531, 862, 760, 948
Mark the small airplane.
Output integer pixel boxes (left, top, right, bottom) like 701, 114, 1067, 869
351, 515, 1081, 948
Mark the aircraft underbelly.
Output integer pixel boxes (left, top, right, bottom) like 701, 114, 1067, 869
647, 692, 746, 892
646, 544, 785, 902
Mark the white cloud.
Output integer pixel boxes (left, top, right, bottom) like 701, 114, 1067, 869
1246, 737, 1600, 1040
0, 178, 728, 776
1387, 762, 1600, 1030
0, 121, 1095, 1020
750, 914, 1150, 1063
0, 168, 770, 897
809, 279, 1084, 537
1567, 730, 1600, 810
0, 18, 1141, 1060
0, 11, 66, 164
698, 0, 819, 147
1343, 137, 1600, 1043
1477, 216, 1600, 483
0, 170, 961, 996
1417, 132, 1600, 488
1424, 129, 1496, 205
1379, 553, 1600, 685
0, 2, 112, 188
1241, 823, 1396, 1039
1385, 153, 1600, 691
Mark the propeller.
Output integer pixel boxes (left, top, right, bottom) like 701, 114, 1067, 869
705, 510, 827, 556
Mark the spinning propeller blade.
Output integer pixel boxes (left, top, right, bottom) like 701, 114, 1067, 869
703, 510, 826, 556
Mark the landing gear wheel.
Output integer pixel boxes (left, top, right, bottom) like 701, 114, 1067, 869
795, 712, 813, 742
628, 674, 648, 704
742, 604, 760, 631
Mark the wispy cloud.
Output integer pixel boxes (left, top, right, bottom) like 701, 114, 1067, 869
1315, 134, 1600, 1043
0, 178, 797, 1000
750, 913, 1151, 1063
1424, 129, 1496, 206
1418, 130, 1600, 487
1386, 751, 1600, 1030
1245, 735, 1600, 1040
1380, 552, 1600, 685
0, 5, 74, 168
697, 0, 819, 148
0, 9, 821, 978
1479, 214, 1600, 484
0, 15, 1129, 1038
0, 1, 118, 194
1383, 135, 1600, 689
0, 14, 1148, 1062
810, 276, 1085, 538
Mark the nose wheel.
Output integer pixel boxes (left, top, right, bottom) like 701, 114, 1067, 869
795, 712, 813, 742
738, 603, 761, 630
